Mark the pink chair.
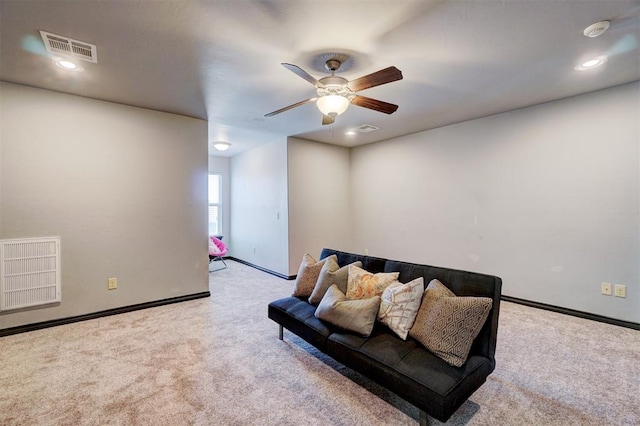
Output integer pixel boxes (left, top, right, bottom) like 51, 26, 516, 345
209, 236, 229, 271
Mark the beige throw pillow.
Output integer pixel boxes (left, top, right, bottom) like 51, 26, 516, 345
378, 277, 424, 340
314, 285, 381, 337
346, 265, 399, 300
409, 279, 492, 367
291, 254, 337, 298
309, 259, 363, 305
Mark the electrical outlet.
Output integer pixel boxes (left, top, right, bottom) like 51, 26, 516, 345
601, 282, 612, 295
614, 284, 626, 298
365, 248, 369, 255
108, 277, 117, 290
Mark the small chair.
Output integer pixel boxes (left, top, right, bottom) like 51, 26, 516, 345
209, 236, 229, 272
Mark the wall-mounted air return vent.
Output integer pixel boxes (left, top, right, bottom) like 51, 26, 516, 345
39, 30, 98, 63
354, 124, 380, 133
0, 237, 61, 311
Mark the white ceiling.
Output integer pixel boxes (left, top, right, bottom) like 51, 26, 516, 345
1, 1, 639, 157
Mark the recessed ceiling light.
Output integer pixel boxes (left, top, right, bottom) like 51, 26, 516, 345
345, 130, 356, 136
55, 59, 81, 70
575, 56, 607, 71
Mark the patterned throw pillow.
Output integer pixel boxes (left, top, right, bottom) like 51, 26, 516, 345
291, 254, 337, 298
409, 279, 492, 367
378, 277, 424, 340
346, 265, 399, 300
309, 258, 363, 305
314, 285, 381, 337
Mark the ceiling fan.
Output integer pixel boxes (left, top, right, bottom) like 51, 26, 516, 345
265, 57, 403, 125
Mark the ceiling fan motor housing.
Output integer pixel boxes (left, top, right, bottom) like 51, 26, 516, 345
317, 76, 352, 98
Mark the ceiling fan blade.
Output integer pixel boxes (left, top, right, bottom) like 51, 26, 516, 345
350, 95, 399, 114
347, 66, 403, 92
282, 63, 324, 87
265, 98, 316, 117
322, 114, 335, 125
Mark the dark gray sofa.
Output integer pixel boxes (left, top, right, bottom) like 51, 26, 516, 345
268, 248, 502, 424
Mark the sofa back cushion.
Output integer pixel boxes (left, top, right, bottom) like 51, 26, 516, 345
383, 259, 501, 363
319, 248, 502, 368
320, 248, 386, 273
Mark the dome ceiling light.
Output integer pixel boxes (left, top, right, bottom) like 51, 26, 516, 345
213, 141, 231, 151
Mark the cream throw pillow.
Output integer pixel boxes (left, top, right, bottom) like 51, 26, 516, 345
309, 259, 363, 305
409, 279, 492, 367
378, 277, 424, 340
291, 254, 336, 298
346, 265, 399, 300
314, 285, 381, 337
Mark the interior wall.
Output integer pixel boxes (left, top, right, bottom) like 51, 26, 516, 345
350, 82, 639, 323
287, 137, 352, 275
230, 139, 289, 276
0, 82, 209, 330
208, 155, 231, 247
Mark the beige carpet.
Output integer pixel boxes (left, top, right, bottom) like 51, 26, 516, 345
1, 260, 638, 425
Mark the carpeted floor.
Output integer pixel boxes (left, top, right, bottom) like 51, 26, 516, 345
0, 260, 638, 425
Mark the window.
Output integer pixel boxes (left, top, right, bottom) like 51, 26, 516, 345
208, 174, 222, 236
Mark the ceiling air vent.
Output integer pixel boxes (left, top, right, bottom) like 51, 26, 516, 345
353, 124, 380, 133
39, 30, 98, 63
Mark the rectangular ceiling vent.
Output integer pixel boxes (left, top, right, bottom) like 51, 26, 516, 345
354, 124, 380, 133
39, 30, 98, 63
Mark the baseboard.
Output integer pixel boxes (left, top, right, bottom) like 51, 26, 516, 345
502, 295, 639, 330
228, 257, 295, 280
0, 291, 211, 337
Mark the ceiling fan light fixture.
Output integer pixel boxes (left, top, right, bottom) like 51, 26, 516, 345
316, 95, 350, 117
213, 141, 231, 151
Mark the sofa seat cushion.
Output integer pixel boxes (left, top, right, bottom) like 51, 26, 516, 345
326, 330, 493, 421
329, 331, 419, 367
268, 297, 332, 350
395, 350, 491, 396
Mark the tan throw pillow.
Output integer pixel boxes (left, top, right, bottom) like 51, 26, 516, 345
309, 259, 363, 305
291, 254, 336, 298
378, 277, 424, 340
346, 265, 399, 300
409, 279, 492, 367
314, 285, 381, 337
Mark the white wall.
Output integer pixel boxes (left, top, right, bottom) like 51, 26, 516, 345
230, 139, 289, 276
350, 82, 639, 322
287, 138, 352, 274
208, 155, 231, 246
0, 82, 209, 330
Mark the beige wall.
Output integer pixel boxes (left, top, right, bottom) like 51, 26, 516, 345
350, 82, 639, 323
287, 137, 352, 274
230, 139, 289, 276
0, 82, 209, 329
